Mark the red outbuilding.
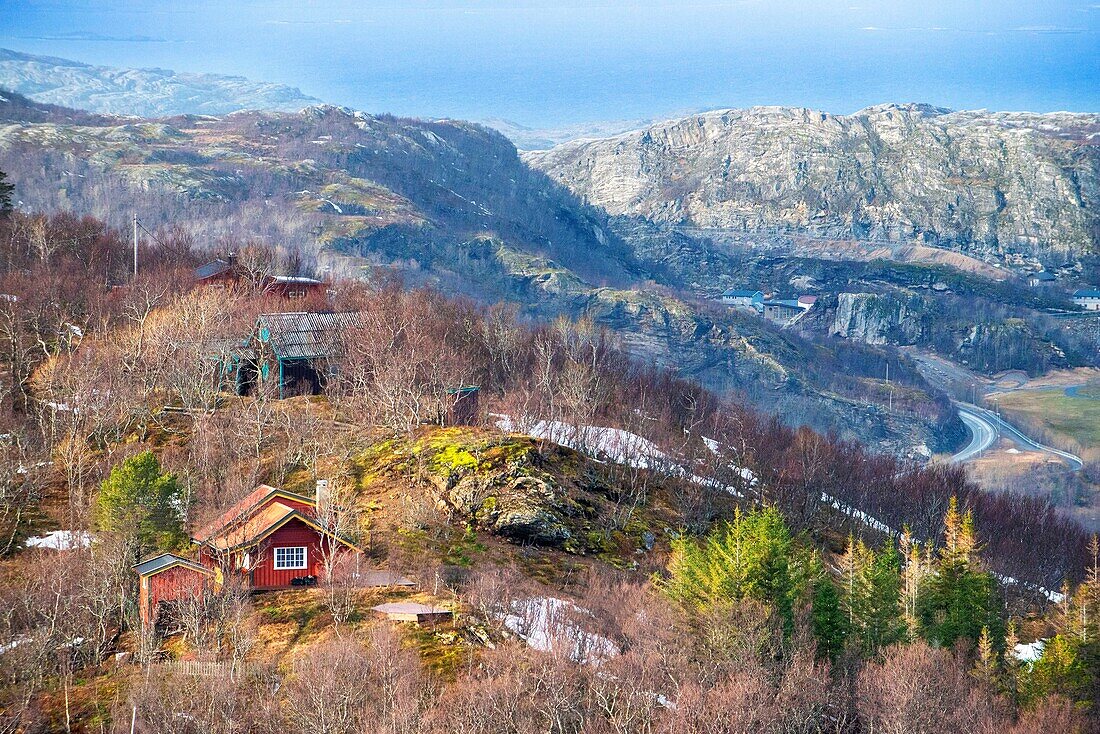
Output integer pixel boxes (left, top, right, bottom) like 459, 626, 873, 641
134, 553, 214, 627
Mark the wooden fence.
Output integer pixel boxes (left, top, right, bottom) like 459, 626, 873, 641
152, 659, 248, 678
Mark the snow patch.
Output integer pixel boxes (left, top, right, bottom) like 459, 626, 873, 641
993, 573, 1065, 604
495, 417, 755, 497
503, 597, 617, 664
823, 493, 894, 534
1013, 639, 1045, 663
495, 416, 669, 470
24, 530, 92, 550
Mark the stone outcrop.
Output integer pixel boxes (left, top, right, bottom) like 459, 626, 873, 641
831, 293, 920, 346
526, 104, 1100, 261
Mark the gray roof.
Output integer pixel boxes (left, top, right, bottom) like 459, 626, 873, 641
766, 299, 802, 309
1031, 271, 1056, 281
194, 259, 234, 280
257, 312, 362, 360
722, 289, 763, 298
133, 552, 210, 577
359, 570, 416, 587
1074, 289, 1100, 298
373, 602, 451, 616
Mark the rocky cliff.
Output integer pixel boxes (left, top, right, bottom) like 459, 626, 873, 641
526, 104, 1100, 262
832, 293, 919, 346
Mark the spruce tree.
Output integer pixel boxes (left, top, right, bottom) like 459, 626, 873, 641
917, 497, 1003, 648
862, 543, 907, 653
811, 570, 848, 661
840, 536, 906, 656
94, 450, 186, 555
663, 506, 798, 629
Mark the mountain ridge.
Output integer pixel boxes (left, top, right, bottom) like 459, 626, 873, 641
0, 47, 321, 117
526, 103, 1100, 265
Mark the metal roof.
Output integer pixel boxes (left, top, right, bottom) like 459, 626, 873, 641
1073, 289, 1100, 298
272, 275, 323, 285
257, 312, 362, 360
1031, 271, 1056, 281
372, 602, 450, 616
766, 299, 803, 309
722, 289, 763, 298
194, 259, 234, 280
133, 552, 210, 577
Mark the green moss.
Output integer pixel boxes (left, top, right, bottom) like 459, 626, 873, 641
429, 444, 479, 476
477, 495, 498, 520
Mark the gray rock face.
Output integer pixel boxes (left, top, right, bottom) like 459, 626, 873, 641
526, 104, 1100, 261
832, 293, 919, 345
0, 48, 319, 117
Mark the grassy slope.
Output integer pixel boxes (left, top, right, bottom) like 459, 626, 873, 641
992, 384, 1100, 461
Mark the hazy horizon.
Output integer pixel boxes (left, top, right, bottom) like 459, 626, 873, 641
3, 0, 1099, 127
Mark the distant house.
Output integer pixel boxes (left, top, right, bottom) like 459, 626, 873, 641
797, 295, 818, 310
134, 484, 364, 626
1074, 288, 1100, 311
720, 289, 764, 310
763, 299, 804, 324
1028, 271, 1057, 287
194, 255, 325, 300
230, 311, 361, 398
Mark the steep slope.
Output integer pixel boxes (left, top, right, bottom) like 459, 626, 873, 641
526, 104, 1100, 263
0, 47, 320, 117
0, 92, 960, 455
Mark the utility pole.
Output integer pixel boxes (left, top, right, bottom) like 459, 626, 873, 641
886, 361, 892, 413
132, 212, 138, 277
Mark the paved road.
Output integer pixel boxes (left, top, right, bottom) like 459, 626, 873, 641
953, 406, 998, 462
951, 401, 1085, 471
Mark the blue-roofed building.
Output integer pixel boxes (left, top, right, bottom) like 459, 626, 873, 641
1073, 288, 1100, 311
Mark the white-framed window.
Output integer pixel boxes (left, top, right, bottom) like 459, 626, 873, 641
274, 546, 307, 570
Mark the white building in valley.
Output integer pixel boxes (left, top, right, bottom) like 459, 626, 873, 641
1073, 288, 1100, 311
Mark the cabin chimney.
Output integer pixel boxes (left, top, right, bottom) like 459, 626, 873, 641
315, 479, 331, 519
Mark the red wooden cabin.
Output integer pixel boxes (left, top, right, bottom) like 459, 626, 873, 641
134, 485, 362, 626
134, 553, 214, 627
194, 256, 326, 300
192, 484, 361, 591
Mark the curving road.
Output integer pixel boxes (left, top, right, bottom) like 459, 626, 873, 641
950, 401, 1084, 471
953, 406, 998, 462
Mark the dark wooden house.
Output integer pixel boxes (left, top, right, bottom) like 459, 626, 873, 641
231, 312, 361, 398
194, 256, 326, 300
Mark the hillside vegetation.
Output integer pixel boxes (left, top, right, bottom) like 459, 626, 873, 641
0, 207, 1096, 731
0, 91, 972, 456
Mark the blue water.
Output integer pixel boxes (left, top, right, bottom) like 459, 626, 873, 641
3, 0, 1098, 126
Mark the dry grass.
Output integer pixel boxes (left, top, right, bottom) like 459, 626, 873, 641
990, 383, 1100, 462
